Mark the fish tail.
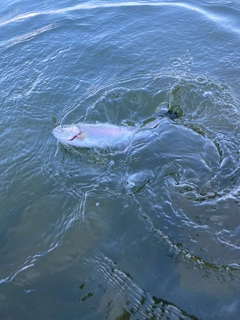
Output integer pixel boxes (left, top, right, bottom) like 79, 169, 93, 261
142, 109, 179, 129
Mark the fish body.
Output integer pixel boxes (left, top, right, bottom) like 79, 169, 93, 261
52, 122, 140, 149
52, 113, 175, 149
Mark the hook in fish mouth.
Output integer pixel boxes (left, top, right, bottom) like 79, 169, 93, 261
68, 130, 82, 141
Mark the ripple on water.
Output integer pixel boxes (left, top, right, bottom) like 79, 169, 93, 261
52, 71, 240, 273
81, 253, 197, 320
1, 1, 240, 318
1, 68, 239, 318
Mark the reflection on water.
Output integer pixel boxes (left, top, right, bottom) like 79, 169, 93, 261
1, 0, 240, 319
81, 254, 198, 320
54, 72, 239, 317
1, 71, 240, 319
1, 70, 240, 319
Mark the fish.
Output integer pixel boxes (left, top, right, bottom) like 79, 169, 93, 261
52, 110, 178, 149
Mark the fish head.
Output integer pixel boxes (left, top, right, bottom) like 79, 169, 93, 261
52, 124, 85, 145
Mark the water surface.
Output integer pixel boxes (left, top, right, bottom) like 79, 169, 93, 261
0, 1, 240, 319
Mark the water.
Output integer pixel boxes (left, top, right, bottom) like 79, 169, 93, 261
0, 1, 240, 319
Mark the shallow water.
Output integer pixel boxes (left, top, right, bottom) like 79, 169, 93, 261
0, 1, 240, 319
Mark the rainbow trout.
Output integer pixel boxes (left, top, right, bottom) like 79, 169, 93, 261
52, 111, 177, 149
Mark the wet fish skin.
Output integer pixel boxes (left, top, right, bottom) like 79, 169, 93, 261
53, 122, 141, 149
52, 111, 178, 149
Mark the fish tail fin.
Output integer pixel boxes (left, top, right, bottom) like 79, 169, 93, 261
141, 109, 179, 129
